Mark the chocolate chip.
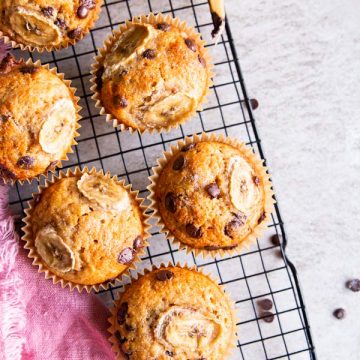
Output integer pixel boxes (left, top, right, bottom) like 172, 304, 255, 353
181, 143, 195, 152
117, 247, 135, 264
17, 156, 34, 169
261, 311, 275, 323
258, 212, 266, 224
80, 0, 96, 9
253, 176, 260, 185
165, 351, 174, 357
114, 330, 125, 345
346, 279, 360, 292
172, 155, 185, 170
270, 234, 282, 246
156, 270, 174, 281
68, 27, 82, 39
96, 66, 104, 91
333, 308, 346, 320
20, 65, 38, 74
113, 95, 128, 108
204, 244, 237, 251
186, 223, 202, 238
46, 161, 58, 172
205, 183, 220, 199
125, 323, 134, 332
133, 235, 143, 249
257, 298, 273, 311
143, 49, 156, 59
0, 164, 16, 180
55, 18, 67, 30
117, 302, 128, 324
224, 213, 246, 238
77, 5, 89, 19
185, 38, 197, 52
156, 23, 171, 32
165, 192, 177, 213
41, 7, 54, 17
198, 55, 206, 68
0, 114, 11, 122
250, 98, 259, 110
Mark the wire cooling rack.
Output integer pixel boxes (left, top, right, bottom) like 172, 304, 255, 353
9, 1, 316, 359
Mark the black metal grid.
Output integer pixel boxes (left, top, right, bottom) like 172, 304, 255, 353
9, 1, 316, 359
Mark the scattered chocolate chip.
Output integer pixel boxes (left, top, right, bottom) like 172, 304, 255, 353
80, 0, 96, 9
95, 66, 104, 91
253, 176, 260, 185
113, 95, 128, 108
55, 18, 67, 30
156, 270, 174, 281
117, 302, 128, 324
346, 279, 360, 292
250, 98, 259, 110
41, 6, 54, 17
257, 298, 273, 311
46, 160, 58, 172
20, 65, 38, 74
261, 311, 275, 323
17, 156, 34, 169
68, 27, 82, 39
258, 212, 266, 224
117, 247, 135, 264
77, 5, 89, 19
186, 223, 202, 238
133, 235, 143, 249
185, 38, 197, 52
224, 213, 246, 238
143, 49, 156, 59
181, 143, 195, 152
205, 182, 220, 199
270, 234, 282, 246
165, 192, 177, 213
0, 164, 16, 180
333, 308, 346, 320
172, 155, 185, 170
156, 23, 171, 32
125, 323, 134, 332
165, 351, 174, 357
204, 244, 237, 251
198, 55, 206, 68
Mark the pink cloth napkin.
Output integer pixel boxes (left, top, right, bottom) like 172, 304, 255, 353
0, 185, 116, 360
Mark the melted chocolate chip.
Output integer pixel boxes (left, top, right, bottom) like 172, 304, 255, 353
117, 247, 135, 264
333, 308, 346, 320
257, 298, 273, 311
198, 55, 206, 68
41, 7, 54, 17
68, 27, 82, 39
113, 95, 128, 108
55, 18, 67, 30
205, 183, 220, 199
261, 311, 275, 323
156, 23, 171, 32
156, 270, 174, 281
186, 223, 202, 238
258, 212, 266, 224
77, 5, 89, 19
114, 330, 124, 345
133, 235, 143, 249
172, 155, 185, 170
224, 213, 246, 237
253, 176, 260, 185
80, 0, 96, 9
165, 192, 177, 213
181, 143, 195, 152
346, 279, 360, 292
270, 234, 282, 246
165, 351, 174, 357
20, 65, 38, 74
204, 244, 237, 251
0, 164, 16, 180
17, 156, 34, 169
143, 49, 156, 59
125, 323, 134, 332
117, 302, 128, 325
96, 66, 104, 91
185, 38, 197, 52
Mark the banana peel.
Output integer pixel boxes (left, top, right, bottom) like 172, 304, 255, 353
209, 0, 225, 43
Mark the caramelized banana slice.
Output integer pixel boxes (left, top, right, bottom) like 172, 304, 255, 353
35, 226, 75, 272
77, 173, 131, 212
9, 7, 61, 46
154, 306, 221, 353
39, 98, 76, 155
143, 93, 196, 127
229, 157, 261, 214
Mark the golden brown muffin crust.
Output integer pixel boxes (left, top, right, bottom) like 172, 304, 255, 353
98, 18, 211, 131
0, 0, 102, 49
155, 141, 267, 250
29, 173, 146, 285
0, 55, 79, 182
112, 266, 235, 360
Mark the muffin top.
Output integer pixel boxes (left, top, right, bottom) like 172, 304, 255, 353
28, 171, 146, 285
0, 54, 79, 182
0, 0, 102, 49
97, 16, 211, 132
112, 266, 235, 360
155, 140, 269, 251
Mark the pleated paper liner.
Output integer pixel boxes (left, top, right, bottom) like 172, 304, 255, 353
108, 262, 238, 360
21, 166, 151, 293
1, 56, 81, 185
148, 132, 275, 259
90, 12, 213, 134
0, 1, 103, 53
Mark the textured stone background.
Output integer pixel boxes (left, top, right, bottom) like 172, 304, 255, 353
226, 0, 360, 358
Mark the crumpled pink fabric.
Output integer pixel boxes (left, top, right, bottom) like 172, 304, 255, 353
0, 185, 116, 360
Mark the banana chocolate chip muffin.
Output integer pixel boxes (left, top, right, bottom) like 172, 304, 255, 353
93, 13, 212, 132
109, 266, 236, 360
0, 54, 79, 183
22, 169, 149, 289
150, 135, 274, 255
0, 0, 103, 51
